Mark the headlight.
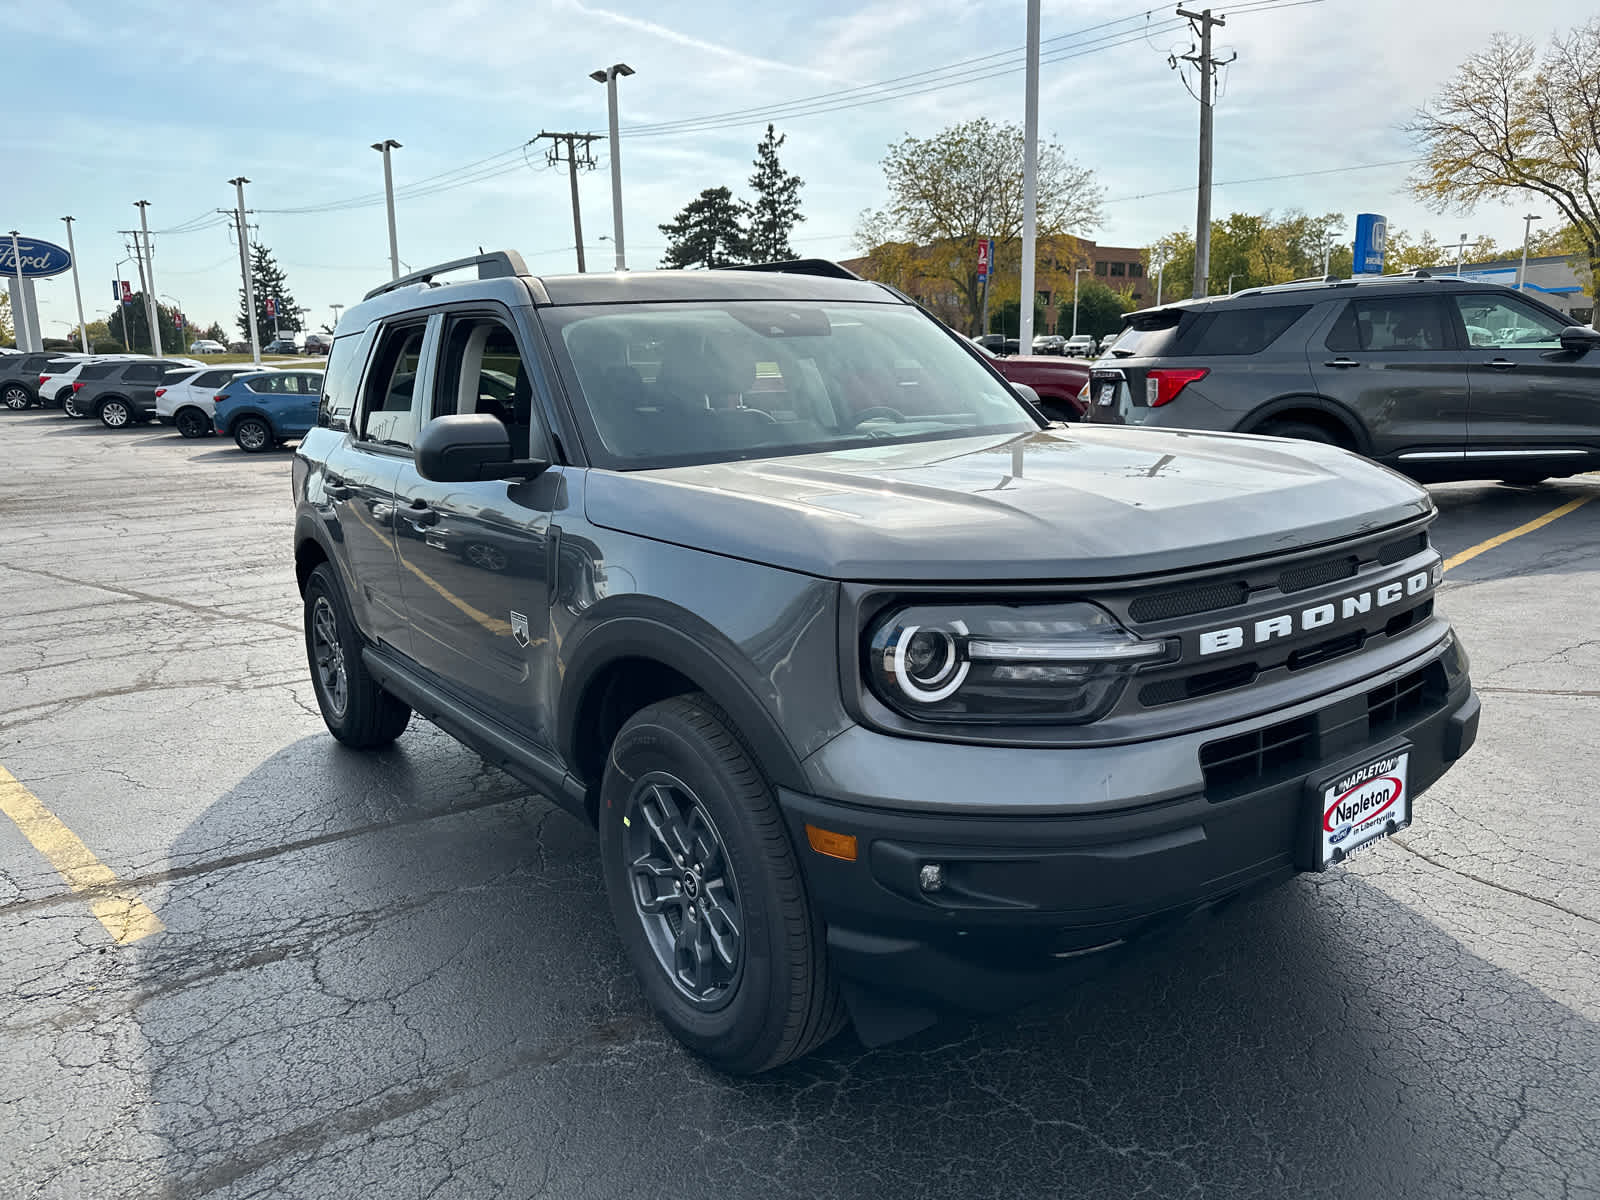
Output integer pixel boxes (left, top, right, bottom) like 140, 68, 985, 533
866, 602, 1173, 725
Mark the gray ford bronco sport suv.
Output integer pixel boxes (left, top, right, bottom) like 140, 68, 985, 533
293, 251, 1479, 1073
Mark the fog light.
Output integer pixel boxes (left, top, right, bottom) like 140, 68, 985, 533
919, 863, 945, 893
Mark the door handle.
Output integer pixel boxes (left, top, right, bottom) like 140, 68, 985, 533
404, 500, 438, 529
1483, 358, 1517, 370
324, 475, 351, 499
1322, 357, 1359, 368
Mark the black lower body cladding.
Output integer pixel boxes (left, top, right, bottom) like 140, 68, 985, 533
781, 636, 1476, 1040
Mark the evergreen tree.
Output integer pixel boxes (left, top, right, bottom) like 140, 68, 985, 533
238, 243, 301, 342
746, 124, 804, 262
659, 188, 750, 269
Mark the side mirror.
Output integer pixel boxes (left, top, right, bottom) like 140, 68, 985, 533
1011, 382, 1044, 412
415, 414, 547, 482
1558, 325, 1600, 354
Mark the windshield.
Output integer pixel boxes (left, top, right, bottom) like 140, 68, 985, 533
545, 301, 1036, 468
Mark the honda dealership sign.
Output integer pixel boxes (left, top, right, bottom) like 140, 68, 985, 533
1353, 214, 1387, 275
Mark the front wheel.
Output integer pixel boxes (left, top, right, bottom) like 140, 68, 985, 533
234, 417, 271, 453
599, 694, 846, 1074
3, 384, 31, 411
174, 407, 212, 439
302, 564, 411, 747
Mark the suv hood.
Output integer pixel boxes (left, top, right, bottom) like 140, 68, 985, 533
584, 428, 1432, 581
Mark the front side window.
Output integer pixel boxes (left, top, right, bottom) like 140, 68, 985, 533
1326, 297, 1448, 353
319, 331, 370, 431
545, 301, 1034, 468
432, 317, 540, 459
1452, 294, 1567, 349
360, 324, 427, 448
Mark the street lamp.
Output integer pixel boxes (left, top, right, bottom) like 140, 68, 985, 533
330, 303, 344, 330
371, 139, 402, 280
1455, 233, 1468, 277
590, 63, 635, 271
60, 216, 89, 353
1226, 273, 1240, 293
161, 293, 185, 349
114, 256, 134, 350
1518, 213, 1542, 292
1070, 267, 1090, 337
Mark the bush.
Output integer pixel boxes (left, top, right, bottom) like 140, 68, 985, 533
42, 337, 76, 351
92, 339, 127, 354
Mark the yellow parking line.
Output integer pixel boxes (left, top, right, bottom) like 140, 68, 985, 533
0, 764, 164, 945
1442, 495, 1594, 573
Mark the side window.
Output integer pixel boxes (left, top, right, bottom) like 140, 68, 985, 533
319, 332, 368, 431
432, 317, 541, 459
246, 375, 282, 394
297, 373, 325, 394
195, 370, 226, 388
1326, 297, 1447, 353
124, 363, 162, 382
361, 324, 428, 448
1452, 294, 1567, 349
1190, 305, 1310, 356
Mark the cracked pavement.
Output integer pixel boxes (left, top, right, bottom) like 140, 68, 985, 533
1, 414, 1596, 1199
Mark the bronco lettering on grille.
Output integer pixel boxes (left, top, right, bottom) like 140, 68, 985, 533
1197, 565, 1438, 656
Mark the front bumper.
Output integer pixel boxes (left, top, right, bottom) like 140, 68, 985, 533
781, 635, 1476, 1020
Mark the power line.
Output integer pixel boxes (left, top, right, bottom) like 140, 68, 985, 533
1104, 157, 1417, 204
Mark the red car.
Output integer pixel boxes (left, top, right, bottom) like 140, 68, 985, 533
973, 342, 1090, 422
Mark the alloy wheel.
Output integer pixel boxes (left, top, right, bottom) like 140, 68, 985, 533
101, 400, 130, 427
309, 596, 348, 717
622, 772, 745, 1009
237, 419, 269, 451
3, 385, 28, 410
176, 409, 210, 439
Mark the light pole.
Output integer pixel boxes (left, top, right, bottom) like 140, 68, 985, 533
230, 176, 262, 366
161, 293, 185, 349
1226, 273, 1240, 293
330, 302, 344, 330
1155, 257, 1165, 305
1019, 0, 1041, 353
371, 139, 402, 280
1518, 213, 1542, 292
589, 63, 634, 271
1071, 267, 1089, 337
114, 257, 133, 350
1454, 233, 1468, 277
60, 217, 89, 352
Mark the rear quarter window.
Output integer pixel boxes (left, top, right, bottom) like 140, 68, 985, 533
1187, 305, 1311, 355
78, 363, 117, 381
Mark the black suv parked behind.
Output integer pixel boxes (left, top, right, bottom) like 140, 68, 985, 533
71, 358, 194, 427
293, 253, 1478, 1073
2, 351, 87, 410
1086, 273, 1600, 483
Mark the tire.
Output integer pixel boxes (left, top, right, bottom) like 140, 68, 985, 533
302, 563, 411, 748
599, 693, 846, 1074
99, 398, 133, 428
62, 393, 85, 419
174, 407, 212, 439
2, 383, 31, 411
234, 416, 271, 453
1256, 419, 1342, 447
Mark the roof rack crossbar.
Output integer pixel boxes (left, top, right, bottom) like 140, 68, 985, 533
363, 249, 529, 301
711, 258, 862, 280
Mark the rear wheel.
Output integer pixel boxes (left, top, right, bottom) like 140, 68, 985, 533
174, 407, 212, 439
62, 392, 85, 419
302, 563, 411, 748
1256, 418, 1344, 448
234, 417, 271, 453
599, 694, 846, 1074
99, 398, 132, 428
2, 384, 30, 410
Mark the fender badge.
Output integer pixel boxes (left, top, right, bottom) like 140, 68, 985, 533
510, 610, 530, 648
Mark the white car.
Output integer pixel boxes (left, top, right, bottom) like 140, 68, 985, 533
189, 339, 227, 355
155, 364, 277, 438
39, 354, 141, 408
1063, 334, 1097, 357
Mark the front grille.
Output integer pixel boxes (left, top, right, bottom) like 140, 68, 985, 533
1140, 662, 1257, 707
1278, 555, 1357, 593
1378, 532, 1428, 564
1129, 580, 1248, 623
1368, 661, 1447, 737
1200, 659, 1452, 801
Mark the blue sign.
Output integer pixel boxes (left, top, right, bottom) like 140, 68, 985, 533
1353, 213, 1387, 275
0, 235, 72, 279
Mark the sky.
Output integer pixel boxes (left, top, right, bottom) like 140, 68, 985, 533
2, 0, 1590, 340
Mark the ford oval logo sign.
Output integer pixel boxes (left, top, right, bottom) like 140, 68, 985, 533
0, 236, 73, 279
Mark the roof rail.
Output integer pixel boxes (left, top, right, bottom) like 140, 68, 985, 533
362, 249, 529, 301
713, 258, 862, 280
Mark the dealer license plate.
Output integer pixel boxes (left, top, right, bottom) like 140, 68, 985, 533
1316, 750, 1410, 869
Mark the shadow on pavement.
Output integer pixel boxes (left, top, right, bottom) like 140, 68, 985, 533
127, 729, 1600, 1200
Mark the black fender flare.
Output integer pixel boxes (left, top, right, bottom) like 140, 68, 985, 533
558, 609, 809, 794
1239, 395, 1370, 454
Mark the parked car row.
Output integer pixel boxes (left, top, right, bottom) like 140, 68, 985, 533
3, 349, 324, 453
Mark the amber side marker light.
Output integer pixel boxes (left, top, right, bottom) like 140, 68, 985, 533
805, 824, 858, 862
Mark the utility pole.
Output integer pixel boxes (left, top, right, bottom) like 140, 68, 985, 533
1518, 214, 1541, 291
590, 63, 635, 271
60, 217, 89, 352
1174, 8, 1234, 299
1454, 233, 1467, 277
7, 232, 30, 352
537, 131, 601, 272
371, 139, 402, 280
1018, 0, 1041, 354
121, 228, 153, 353
134, 202, 163, 355
228, 178, 262, 366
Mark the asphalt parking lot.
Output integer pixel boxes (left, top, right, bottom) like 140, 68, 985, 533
2, 411, 1597, 1200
